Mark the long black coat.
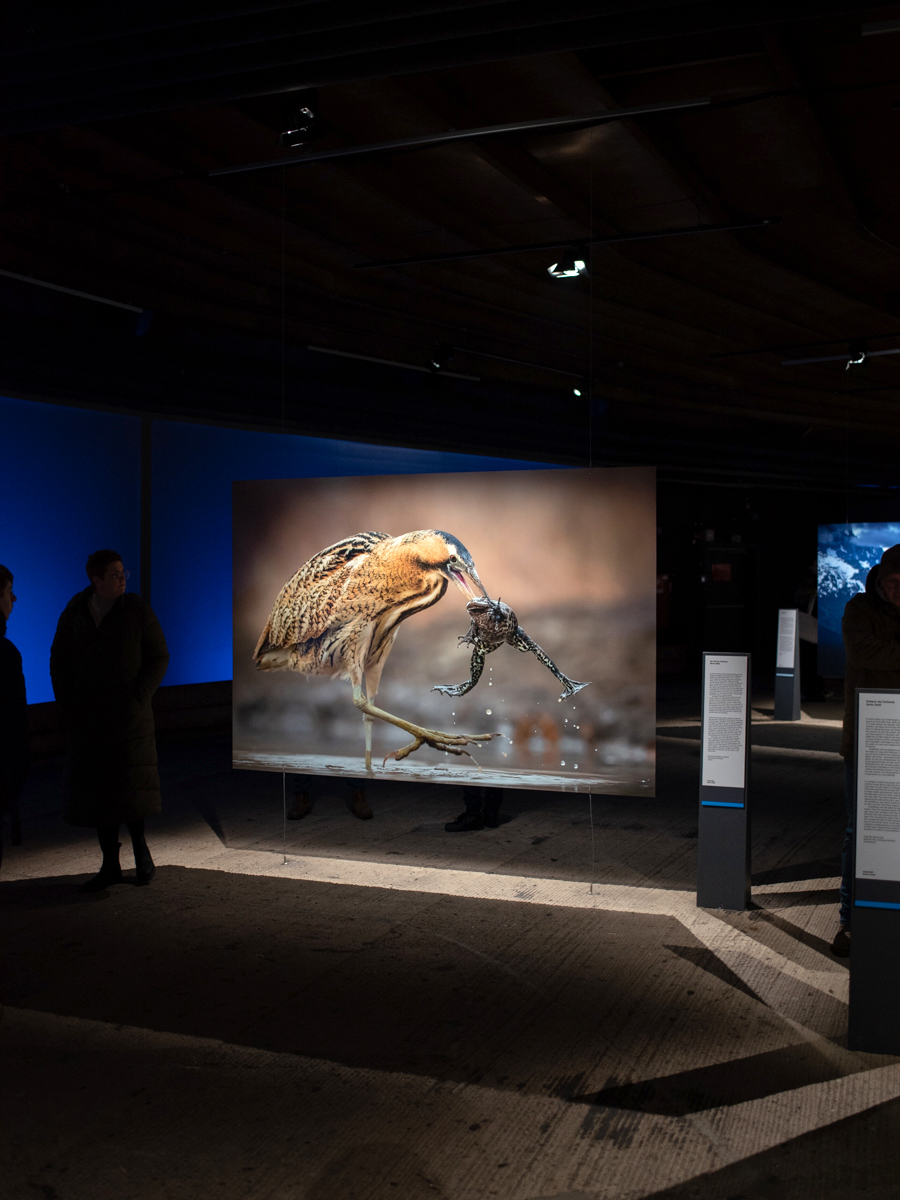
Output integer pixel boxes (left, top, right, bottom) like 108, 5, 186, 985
50, 589, 169, 826
0, 613, 28, 812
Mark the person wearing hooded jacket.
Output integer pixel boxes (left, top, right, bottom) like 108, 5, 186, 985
0, 564, 28, 871
835, 543, 900, 956
50, 549, 169, 891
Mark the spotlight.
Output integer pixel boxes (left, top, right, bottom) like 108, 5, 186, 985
548, 254, 588, 279
846, 339, 867, 369
430, 342, 455, 371
280, 90, 319, 149
572, 375, 588, 397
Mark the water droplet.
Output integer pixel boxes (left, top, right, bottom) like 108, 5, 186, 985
485, 709, 492, 715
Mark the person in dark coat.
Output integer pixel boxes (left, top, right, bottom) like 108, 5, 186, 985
50, 549, 169, 891
835, 543, 900, 956
0, 564, 28, 871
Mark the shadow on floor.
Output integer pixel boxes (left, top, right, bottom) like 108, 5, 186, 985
753, 858, 841, 886
639, 1097, 899, 1199
574, 1041, 860, 1116
0, 876, 140, 909
0, 865, 799, 1099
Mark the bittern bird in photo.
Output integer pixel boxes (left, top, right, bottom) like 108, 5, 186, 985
254, 530, 496, 770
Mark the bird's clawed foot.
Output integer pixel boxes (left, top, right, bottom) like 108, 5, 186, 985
384, 729, 496, 765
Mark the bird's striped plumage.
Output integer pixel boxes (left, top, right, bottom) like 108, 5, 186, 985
254, 529, 481, 690
253, 528, 495, 768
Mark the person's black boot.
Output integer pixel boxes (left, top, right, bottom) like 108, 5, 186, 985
350, 788, 374, 820
482, 789, 503, 829
831, 923, 851, 957
444, 788, 484, 832
288, 790, 312, 820
128, 819, 156, 885
79, 824, 124, 892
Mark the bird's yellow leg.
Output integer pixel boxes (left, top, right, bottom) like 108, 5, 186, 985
363, 714, 375, 773
352, 686, 495, 765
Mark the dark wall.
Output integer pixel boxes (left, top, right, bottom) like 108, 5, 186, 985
657, 480, 899, 687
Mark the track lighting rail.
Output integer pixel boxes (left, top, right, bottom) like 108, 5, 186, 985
209, 96, 711, 178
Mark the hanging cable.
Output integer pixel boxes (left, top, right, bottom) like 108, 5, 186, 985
588, 124, 595, 470
587, 135, 597, 892
281, 165, 288, 866
589, 793, 597, 895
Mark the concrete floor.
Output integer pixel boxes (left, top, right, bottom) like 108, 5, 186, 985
1, 691, 898, 1199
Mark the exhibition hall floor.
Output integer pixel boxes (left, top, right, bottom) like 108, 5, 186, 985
1, 693, 897, 1200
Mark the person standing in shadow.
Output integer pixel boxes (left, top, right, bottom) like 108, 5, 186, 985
0, 565, 28, 871
50, 550, 169, 891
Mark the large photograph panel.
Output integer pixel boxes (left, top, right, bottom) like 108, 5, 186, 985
233, 467, 655, 794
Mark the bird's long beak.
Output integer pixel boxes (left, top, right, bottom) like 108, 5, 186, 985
448, 565, 487, 599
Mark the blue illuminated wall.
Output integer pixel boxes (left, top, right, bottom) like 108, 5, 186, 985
818, 522, 900, 676
152, 421, 551, 687
1, 395, 141, 703
2, 393, 550, 698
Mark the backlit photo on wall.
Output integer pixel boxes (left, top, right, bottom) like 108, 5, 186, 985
818, 522, 900, 676
233, 467, 656, 794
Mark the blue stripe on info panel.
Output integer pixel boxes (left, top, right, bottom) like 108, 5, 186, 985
701, 801, 745, 808
855, 900, 900, 910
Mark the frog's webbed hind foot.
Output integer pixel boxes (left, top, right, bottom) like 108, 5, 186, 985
433, 648, 486, 698
559, 677, 591, 699
512, 629, 591, 701
433, 680, 474, 697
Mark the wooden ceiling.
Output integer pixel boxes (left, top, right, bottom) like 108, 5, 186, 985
3, 1, 900, 485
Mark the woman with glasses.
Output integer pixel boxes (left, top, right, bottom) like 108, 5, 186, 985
50, 549, 169, 890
